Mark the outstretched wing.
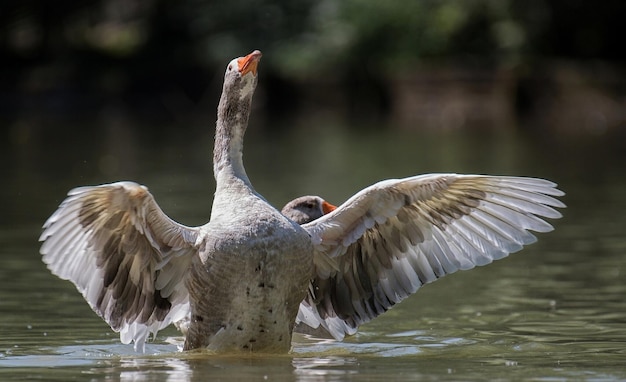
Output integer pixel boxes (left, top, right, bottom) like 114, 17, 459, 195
297, 174, 565, 339
40, 181, 199, 351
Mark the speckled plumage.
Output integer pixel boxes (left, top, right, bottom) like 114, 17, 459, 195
185, 178, 312, 352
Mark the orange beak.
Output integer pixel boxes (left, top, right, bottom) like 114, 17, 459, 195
237, 50, 262, 76
321, 200, 337, 214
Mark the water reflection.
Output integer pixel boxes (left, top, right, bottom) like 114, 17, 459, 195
292, 356, 360, 380
115, 357, 192, 382
112, 353, 361, 382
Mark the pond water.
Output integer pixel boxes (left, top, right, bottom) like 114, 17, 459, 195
1, 117, 625, 381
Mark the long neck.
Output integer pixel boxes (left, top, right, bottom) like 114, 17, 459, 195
213, 87, 253, 186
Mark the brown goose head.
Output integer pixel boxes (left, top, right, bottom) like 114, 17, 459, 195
281, 195, 337, 225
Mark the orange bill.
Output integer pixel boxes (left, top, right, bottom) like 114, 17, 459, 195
322, 200, 337, 214
237, 50, 262, 76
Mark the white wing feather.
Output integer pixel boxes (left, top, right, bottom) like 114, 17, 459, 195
298, 174, 564, 339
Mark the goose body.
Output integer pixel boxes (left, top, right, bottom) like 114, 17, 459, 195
40, 50, 565, 353
186, 178, 312, 351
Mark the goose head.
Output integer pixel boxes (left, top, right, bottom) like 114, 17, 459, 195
281, 195, 337, 225
222, 50, 262, 101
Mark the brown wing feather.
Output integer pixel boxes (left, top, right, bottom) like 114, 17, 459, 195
40, 181, 198, 350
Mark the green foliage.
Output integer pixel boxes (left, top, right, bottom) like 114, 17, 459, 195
1, 0, 622, 108
272, 0, 534, 74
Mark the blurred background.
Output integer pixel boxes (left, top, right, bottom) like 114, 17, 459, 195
1, 2, 626, 379
1, 0, 625, 222
2, 0, 624, 130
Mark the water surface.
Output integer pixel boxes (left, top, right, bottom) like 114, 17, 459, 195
1, 119, 625, 381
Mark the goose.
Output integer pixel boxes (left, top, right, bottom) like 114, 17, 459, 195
39, 50, 565, 353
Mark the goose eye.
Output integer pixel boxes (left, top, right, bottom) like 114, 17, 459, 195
228, 64, 233, 71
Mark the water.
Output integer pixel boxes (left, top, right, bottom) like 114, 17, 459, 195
1, 117, 625, 381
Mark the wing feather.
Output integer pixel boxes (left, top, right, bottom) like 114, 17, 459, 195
298, 174, 564, 339
40, 181, 199, 351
